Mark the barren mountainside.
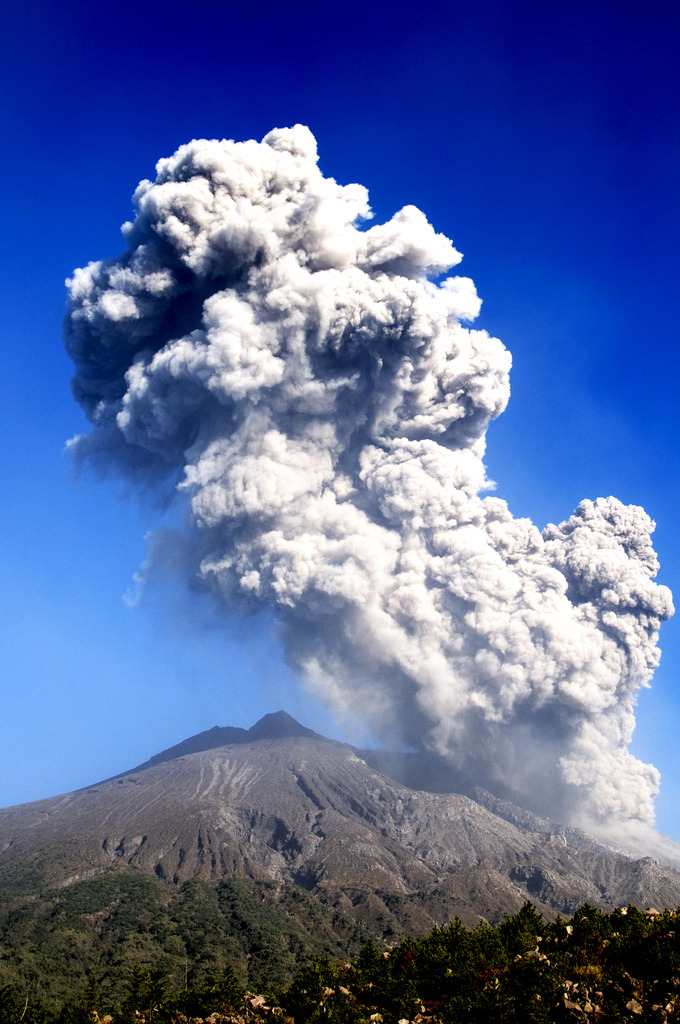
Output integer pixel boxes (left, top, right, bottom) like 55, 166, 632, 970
1, 712, 679, 939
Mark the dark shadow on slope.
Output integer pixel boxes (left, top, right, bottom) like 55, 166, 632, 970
101, 711, 321, 782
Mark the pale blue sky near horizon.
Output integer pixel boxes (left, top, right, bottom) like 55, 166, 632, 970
1, 0, 679, 838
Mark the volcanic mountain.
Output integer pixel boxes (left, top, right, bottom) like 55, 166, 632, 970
2, 712, 680, 923
2, 711, 680, 1000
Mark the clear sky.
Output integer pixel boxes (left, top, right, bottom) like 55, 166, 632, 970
1, 0, 678, 838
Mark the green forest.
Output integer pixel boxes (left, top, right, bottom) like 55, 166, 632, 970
1, 901, 680, 1023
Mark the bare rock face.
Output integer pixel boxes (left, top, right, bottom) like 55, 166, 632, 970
1, 712, 680, 937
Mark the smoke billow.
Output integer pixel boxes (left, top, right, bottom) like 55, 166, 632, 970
65, 125, 673, 834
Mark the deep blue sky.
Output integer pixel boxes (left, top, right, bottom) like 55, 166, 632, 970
1, 0, 679, 837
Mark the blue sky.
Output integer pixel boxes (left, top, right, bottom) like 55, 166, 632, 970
1, 0, 679, 837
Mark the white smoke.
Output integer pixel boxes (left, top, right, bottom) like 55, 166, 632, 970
64, 125, 673, 833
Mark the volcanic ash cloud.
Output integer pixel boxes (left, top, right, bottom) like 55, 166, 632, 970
64, 125, 673, 833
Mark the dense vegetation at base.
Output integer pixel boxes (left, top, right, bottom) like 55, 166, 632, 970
0, 873, 371, 1005
1, 902, 680, 1023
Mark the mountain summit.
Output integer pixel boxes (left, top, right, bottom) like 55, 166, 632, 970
126, 710, 320, 774
247, 709, 319, 740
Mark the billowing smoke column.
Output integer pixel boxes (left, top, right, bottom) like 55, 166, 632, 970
65, 125, 673, 833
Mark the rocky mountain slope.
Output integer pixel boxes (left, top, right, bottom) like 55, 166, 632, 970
1, 712, 679, 940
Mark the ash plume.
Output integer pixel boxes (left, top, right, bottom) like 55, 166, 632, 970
64, 125, 673, 834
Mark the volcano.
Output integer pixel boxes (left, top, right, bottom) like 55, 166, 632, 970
2, 712, 679, 937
